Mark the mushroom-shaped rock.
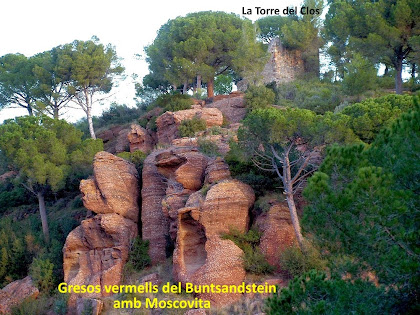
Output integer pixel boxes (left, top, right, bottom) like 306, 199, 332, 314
80, 151, 139, 222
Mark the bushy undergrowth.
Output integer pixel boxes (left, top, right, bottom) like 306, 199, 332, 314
74, 103, 144, 138
127, 237, 151, 271
273, 79, 341, 114
0, 195, 84, 289
341, 94, 416, 142
265, 270, 396, 314
179, 117, 207, 137
151, 93, 193, 112
279, 243, 327, 278
225, 142, 278, 196
197, 138, 221, 157
223, 228, 273, 275
245, 85, 275, 111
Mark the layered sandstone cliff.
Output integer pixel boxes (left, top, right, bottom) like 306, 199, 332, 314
63, 152, 139, 304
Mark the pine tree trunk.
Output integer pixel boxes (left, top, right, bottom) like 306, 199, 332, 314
285, 191, 305, 250
395, 57, 403, 95
197, 75, 202, 89
183, 81, 188, 94
84, 90, 96, 139
37, 192, 50, 244
283, 148, 305, 251
207, 77, 214, 98
53, 106, 59, 120
27, 105, 33, 116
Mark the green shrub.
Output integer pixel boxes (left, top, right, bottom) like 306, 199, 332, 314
245, 85, 275, 111
153, 93, 193, 112
225, 142, 278, 196
96, 103, 144, 127
11, 295, 51, 315
254, 193, 282, 214
265, 270, 396, 315
128, 237, 151, 271
117, 150, 147, 174
207, 126, 223, 135
197, 138, 220, 157
242, 246, 274, 275
341, 94, 415, 142
53, 294, 69, 315
274, 79, 341, 114
178, 117, 207, 137
29, 257, 55, 293
117, 151, 147, 166
342, 54, 378, 96
223, 228, 274, 275
279, 243, 327, 278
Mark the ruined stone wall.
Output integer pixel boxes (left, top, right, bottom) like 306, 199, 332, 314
261, 37, 304, 84
237, 37, 304, 90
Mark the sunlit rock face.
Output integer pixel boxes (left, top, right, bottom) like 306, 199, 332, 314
63, 151, 139, 305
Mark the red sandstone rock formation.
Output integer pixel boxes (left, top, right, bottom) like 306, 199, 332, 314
0, 276, 39, 314
205, 93, 246, 124
79, 152, 139, 222
63, 151, 139, 305
142, 147, 209, 264
97, 125, 130, 154
173, 179, 255, 306
255, 203, 296, 269
156, 108, 223, 144
127, 123, 155, 153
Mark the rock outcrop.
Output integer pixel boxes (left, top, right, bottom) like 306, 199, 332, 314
97, 126, 130, 154
173, 180, 255, 305
127, 123, 155, 153
255, 203, 296, 269
79, 152, 139, 222
141, 145, 255, 306
0, 276, 39, 314
156, 108, 223, 144
142, 147, 209, 263
63, 151, 139, 304
205, 92, 246, 124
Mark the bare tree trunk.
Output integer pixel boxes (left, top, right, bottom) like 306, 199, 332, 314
53, 106, 59, 120
183, 81, 188, 94
27, 104, 34, 116
207, 77, 214, 98
197, 75, 202, 89
37, 192, 50, 244
84, 90, 96, 139
283, 151, 305, 251
285, 191, 304, 250
395, 57, 403, 95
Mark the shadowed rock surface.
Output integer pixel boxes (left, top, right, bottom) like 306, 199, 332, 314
127, 123, 155, 153
255, 202, 296, 269
173, 179, 255, 306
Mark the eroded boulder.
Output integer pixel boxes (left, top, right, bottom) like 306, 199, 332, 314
63, 151, 139, 305
173, 179, 255, 306
205, 92, 246, 124
142, 147, 208, 264
127, 123, 155, 153
255, 203, 296, 269
0, 276, 39, 314
79, 151, 139, 222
